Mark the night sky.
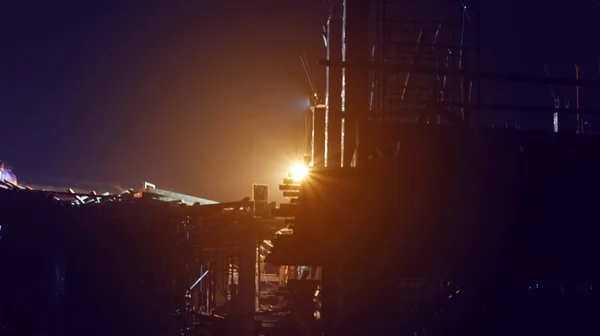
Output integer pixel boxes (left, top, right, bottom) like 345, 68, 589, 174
1, 0, 599, 202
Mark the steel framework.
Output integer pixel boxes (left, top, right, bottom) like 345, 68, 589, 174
269, 1, 600, 335
310, 0, 600, 169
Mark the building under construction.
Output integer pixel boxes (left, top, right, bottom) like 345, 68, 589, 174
271, 0, 600, 335
2, 1, 600, 335
0, 181, 285, 335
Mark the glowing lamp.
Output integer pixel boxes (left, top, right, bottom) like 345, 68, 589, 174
290, 163, 309, 182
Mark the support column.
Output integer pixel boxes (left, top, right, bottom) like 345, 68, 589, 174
231, 227, 257, 335
327, 1, 343, 168
255, 243, 260, 312
344, 0, 371, 167
313, 106, 326, 167
213, 251, 228, 309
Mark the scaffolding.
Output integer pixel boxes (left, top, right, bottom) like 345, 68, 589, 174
317, 0, 479, 168
286, 1, 600, 334
310, 0, 600, 169
372, 1, 477, 124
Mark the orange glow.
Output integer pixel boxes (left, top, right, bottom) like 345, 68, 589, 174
290, 163, 309, 181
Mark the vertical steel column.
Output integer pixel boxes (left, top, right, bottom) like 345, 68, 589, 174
233, 225, 257, 335
209, 258, 216, 312
214, 251, 228, 308
324, 12, 331, 167
576, 64, 581, 134
255, 244, 260, 312
459, 2, 469, 123
327, 1, 343, 168
544, 64, 560, 132
475, 1, 481, 127
345, 0, 371, 167
313, 106, 326, 167
341, 0, 348, 165
306, 102, 313, 160
199, 264, 205, 312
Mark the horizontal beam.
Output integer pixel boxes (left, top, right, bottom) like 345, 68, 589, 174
384, 101, 600, 114
387, 42, 474, 50
319, 60, 600, 88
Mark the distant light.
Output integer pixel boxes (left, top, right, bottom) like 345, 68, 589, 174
290, 163, 309, 181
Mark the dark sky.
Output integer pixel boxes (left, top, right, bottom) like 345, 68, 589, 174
1, 0, 599, 202
0, 0, 326, 203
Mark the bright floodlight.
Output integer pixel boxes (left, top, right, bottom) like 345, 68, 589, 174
290, 163, 309, 181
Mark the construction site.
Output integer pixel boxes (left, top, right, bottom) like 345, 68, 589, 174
2, 1, 600, 335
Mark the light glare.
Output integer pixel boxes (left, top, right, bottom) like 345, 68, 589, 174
290, 163, 309, 181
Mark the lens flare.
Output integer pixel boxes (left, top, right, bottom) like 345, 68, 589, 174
290, 163, 309, 181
